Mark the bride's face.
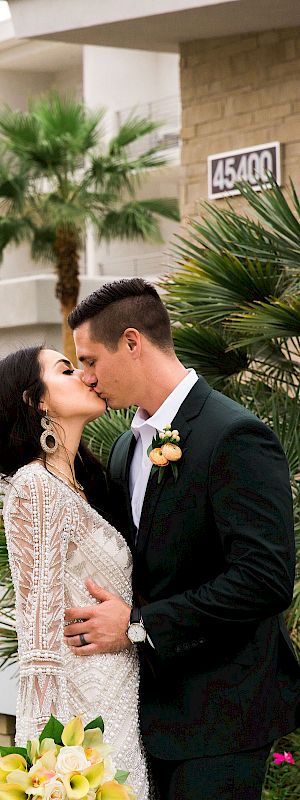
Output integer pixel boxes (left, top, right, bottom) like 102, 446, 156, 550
39, 349, 106, 424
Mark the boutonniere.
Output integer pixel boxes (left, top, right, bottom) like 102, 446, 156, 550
147, 424, 182, 484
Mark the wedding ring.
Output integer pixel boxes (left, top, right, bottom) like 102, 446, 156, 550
79, 633, 88, 647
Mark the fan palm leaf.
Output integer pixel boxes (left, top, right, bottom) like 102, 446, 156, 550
228, 298, 300, 346
237, 175, 300, 247
83, 408, 136, 468
108, 115, 161, 155
0, 93, 179, 362
172, 324, 249, 389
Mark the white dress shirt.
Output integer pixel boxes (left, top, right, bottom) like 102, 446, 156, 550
129, 369, 198, 530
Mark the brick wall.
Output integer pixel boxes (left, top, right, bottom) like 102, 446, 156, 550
180, 27, 300, 217
0, 714, 15, 746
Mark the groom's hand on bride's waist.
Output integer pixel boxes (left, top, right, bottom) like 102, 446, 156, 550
63, 578, 132, 655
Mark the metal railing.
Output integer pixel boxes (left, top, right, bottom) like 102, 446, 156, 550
97, 251, 173, 277
113, 95, 181, 160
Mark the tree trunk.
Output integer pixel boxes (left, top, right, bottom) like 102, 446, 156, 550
54, 226, 81, 364
61, 299, 78, 365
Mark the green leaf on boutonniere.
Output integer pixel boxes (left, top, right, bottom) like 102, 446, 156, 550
171, 462, 179, 482
158, 466, 167, 484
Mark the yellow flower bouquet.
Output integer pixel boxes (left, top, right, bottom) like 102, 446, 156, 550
0, 716, 135, 800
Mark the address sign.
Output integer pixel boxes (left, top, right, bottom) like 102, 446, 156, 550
207, 141, 281, 200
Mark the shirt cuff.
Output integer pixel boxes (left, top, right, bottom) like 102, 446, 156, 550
141, 614, 155, 649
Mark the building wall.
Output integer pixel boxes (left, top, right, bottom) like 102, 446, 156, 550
180, 26, 300, 216
0, 714, 15, 746
83, 45, 181, 276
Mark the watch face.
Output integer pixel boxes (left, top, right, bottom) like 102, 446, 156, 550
127, 623, 146, 643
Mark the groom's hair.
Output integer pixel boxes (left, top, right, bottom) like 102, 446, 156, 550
68, 278, 174, 352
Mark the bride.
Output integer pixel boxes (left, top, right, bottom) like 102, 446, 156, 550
0, 344, 150, 800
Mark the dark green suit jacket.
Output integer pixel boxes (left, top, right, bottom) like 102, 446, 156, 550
107, 377, 300, 759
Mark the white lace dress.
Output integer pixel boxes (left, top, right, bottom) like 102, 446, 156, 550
3, 463, 150, 800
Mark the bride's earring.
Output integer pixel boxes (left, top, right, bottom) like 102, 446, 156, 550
40, 411, 59, 453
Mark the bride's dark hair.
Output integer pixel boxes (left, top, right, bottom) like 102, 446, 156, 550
0, 345, 108, 514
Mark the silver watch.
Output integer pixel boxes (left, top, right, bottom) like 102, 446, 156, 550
127, 607, 147, 644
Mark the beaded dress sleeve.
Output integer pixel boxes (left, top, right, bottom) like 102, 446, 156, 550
3, 469, 70, 744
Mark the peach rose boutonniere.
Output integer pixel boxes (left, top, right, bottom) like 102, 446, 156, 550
148, 424, 182, 484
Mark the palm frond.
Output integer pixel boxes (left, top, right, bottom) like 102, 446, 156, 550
172, 324, 249, 389
0, 216, 32, 257
31, 226, 57, 263
83, 408, 135, 468
228, 298, 300, 346
236, 175, 300, 247
191, 200, 300, 270
0, 169, 28, 214
97, 202, 163, 243
108, 115, 161, 156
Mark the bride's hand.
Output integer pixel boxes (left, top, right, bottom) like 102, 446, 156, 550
64, 578, 132, 655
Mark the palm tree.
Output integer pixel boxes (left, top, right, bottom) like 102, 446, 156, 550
159, 176, 300, 661
162, 181, 299, 383
0, 93, 179, 362
159, 178, 300, 796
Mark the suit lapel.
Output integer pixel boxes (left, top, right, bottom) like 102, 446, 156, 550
136, 376, 212, 555
136, 414, 192, 554
117, 431, 137, 548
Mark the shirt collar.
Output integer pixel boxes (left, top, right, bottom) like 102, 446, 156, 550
131, 369, 198, 441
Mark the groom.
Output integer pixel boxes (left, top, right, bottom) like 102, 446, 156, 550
65, 278, 300, 800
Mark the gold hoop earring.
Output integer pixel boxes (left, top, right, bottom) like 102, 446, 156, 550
40, 415, 59, 454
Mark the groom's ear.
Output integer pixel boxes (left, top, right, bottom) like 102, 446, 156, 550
123, 328, 141, 358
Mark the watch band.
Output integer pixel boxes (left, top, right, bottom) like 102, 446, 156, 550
130, 606, 142, 625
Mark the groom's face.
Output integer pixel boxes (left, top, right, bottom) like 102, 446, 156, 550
74, 321, 138, 409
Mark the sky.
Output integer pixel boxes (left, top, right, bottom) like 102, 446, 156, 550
0, 2, 10, 22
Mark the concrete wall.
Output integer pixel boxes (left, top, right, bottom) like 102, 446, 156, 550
180, 26, 300, 216
83, 46, 180, 275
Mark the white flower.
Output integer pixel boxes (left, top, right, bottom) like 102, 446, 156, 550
102, 755, 116, 783
30, 787, 46, 798
56, 746, 90, 775
163, 424, 171, 430
171, 430, 179, 437
163, 430, 172, 438
44, 778, 66, 800
158, 431, 165, 438
173, 435, 180, 442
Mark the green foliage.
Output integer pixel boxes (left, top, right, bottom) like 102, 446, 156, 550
0, 93, 180, 268
83, 408, 136, 469
161, 176, 300, 659
0, 93, 180, 363
0, 498, 17, 667
160, 176, 300, 798
0, 174, 299, 799
39, 715, 64, 744
83, 716, 104, 734
263, 731, 300, 800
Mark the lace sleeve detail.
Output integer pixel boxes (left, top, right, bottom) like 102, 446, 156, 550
4, 469, 70, 745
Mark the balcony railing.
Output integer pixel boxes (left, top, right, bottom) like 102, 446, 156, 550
97, 251, 173, 277
114, 95, 181, 161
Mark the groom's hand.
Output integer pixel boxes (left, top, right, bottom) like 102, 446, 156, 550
64, 578, 131, 655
